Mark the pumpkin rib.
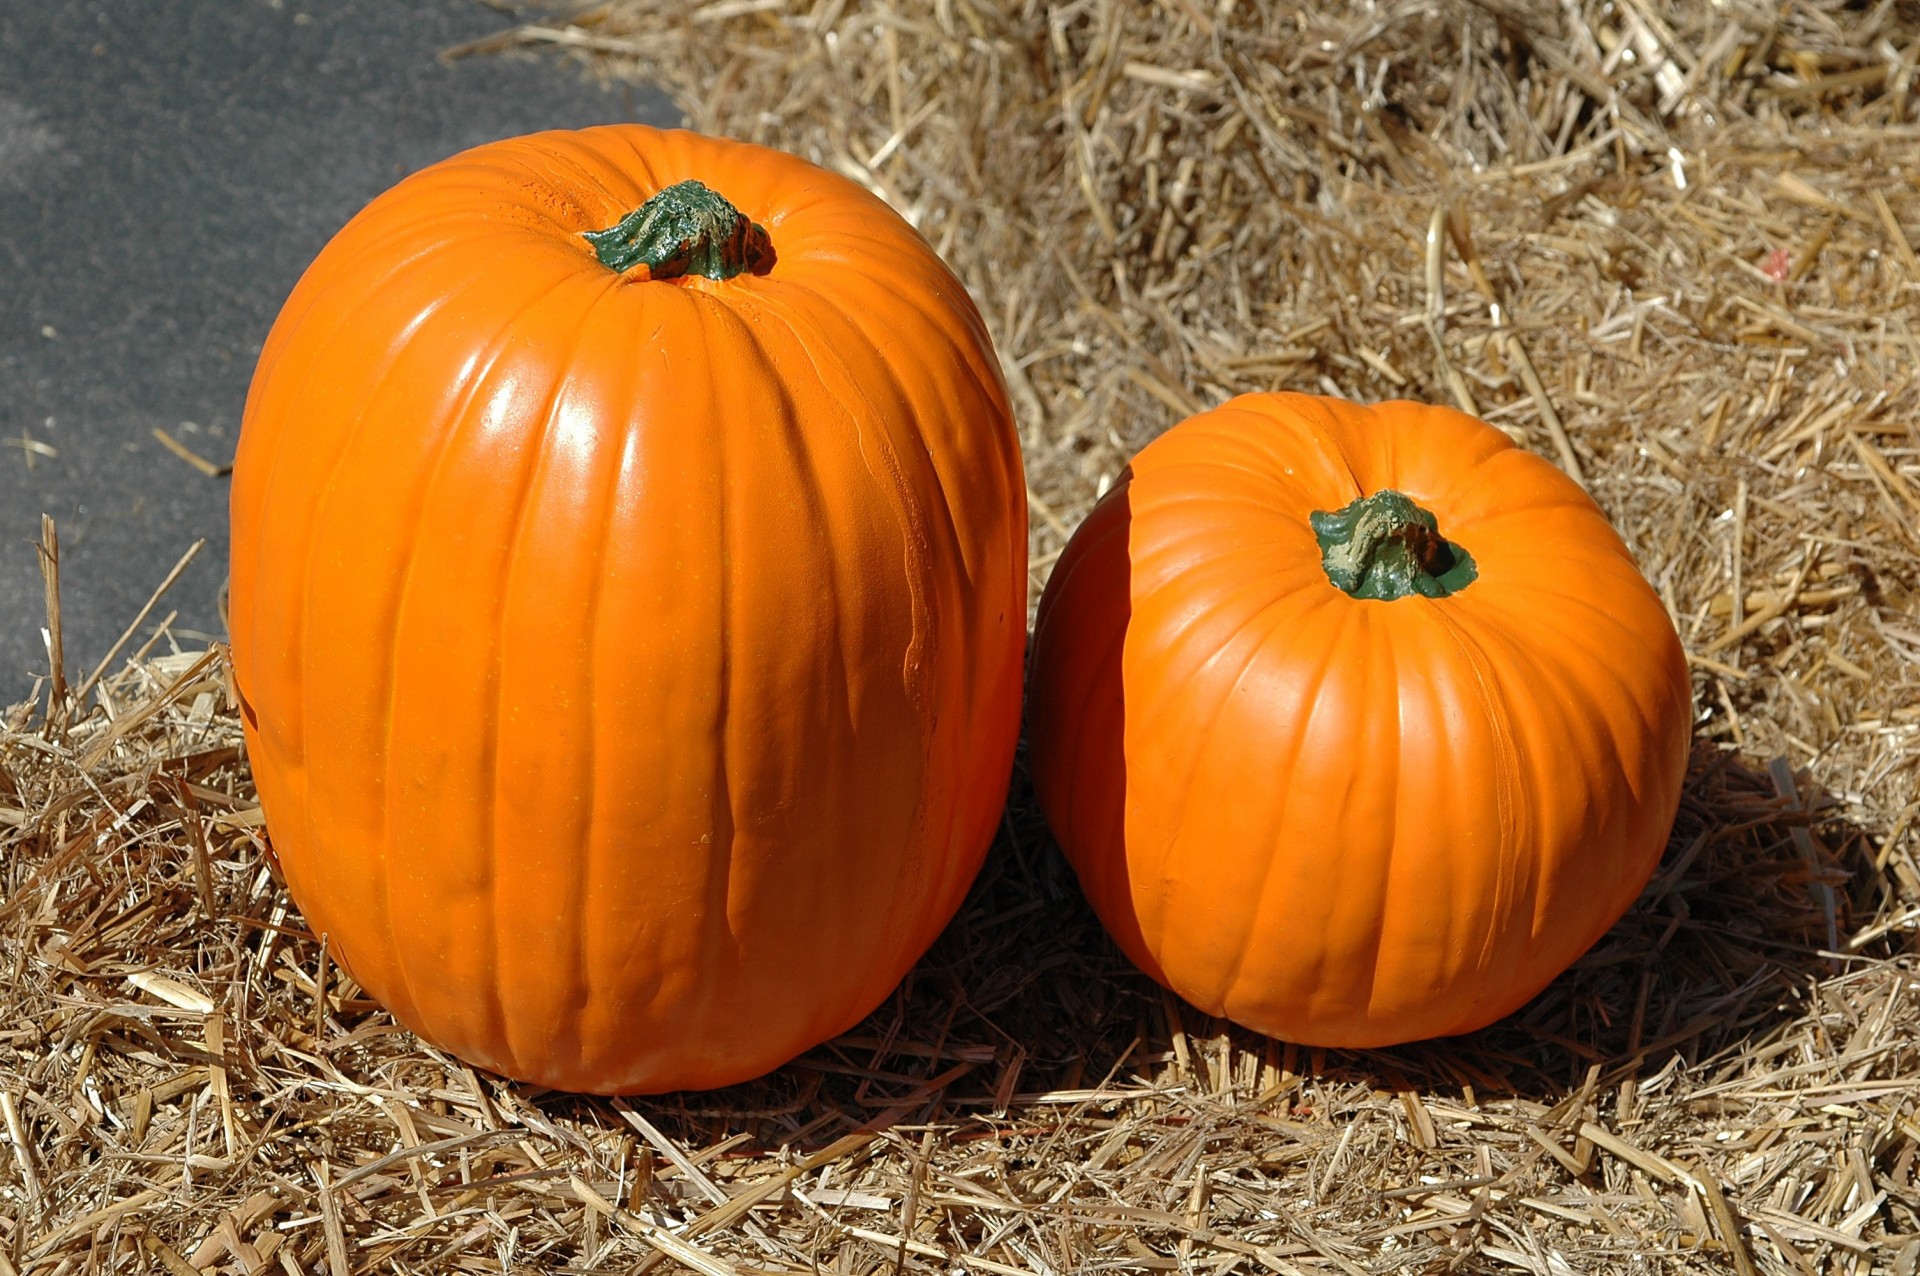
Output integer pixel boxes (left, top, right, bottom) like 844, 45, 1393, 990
1125, 555, 1337, 769
600, 126, 666, 201
569, 288, 724, 1065
366, 269, 618, 1069
1442, 608, 1537, 1027
733, 278, 1015, 964
722, 290, 947, 968
759, 272, 1005, 589
1198, 598, 1347, 1018
1275, 394, 1369, 498
1396, 618, 1478, 1018
737, 285, 966, 623
508, 130, 646, 229
1455, 594, 1679, 938
1418, 598, 1528, 993
1114, 471, 1331, 521
797, 294, 939, 705
240, 216, 559, 658
1353, 403, 1515, 515
747, 335, 892, 1008
1299, 604, 1383, 1030
1456, 598, 1664, 1008
669, 280, 738, 1062
558, 297, 648, 1076
472, 282, 630, 1075
1139, 437, 1354, 511
780, 208, 1009, 416
242, 261, 466, 745
1457, 580, 1675, 807
699, 290, 747, 1028
687, 303, 821, 955
365, 307, 566, 1048
283, 290, 472, 993
1062, 612, 1148, 973
1470, 571, 1679, 696
863, 277, 1010, 437
1349, 608, 1406, 1027
1140, 580, 1356, 1013
1481, 648, 1629, 1004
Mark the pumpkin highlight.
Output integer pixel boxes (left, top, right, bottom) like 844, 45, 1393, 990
229, 126, 1027, 1094
1027, 393, 1691, 1047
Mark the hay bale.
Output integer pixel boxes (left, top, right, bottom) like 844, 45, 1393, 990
5, 2, 1918, 1271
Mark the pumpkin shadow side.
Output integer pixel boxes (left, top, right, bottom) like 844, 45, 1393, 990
501, 735, 1877, 1157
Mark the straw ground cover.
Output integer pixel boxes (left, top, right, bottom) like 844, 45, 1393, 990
4, 0, 1920, 1271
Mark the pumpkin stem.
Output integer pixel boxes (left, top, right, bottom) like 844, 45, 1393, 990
1310, 490, 1477, 601
583, 180, 774, 280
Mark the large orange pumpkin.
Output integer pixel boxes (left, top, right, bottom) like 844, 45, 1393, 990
1027, 393, 1690, 1047
228, 126, 1026, 1094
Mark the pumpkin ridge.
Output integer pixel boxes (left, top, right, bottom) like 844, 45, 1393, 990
1182, 405, 1361, 501
1398, 621, 1473, 1018
1141, 576, 1340, 983
564, 316, 650, 1074
309, 188, 547, 288
477, 283, 625, 1075
737, 288, 957, 737
1200, 594, 1345, 1017
768, 291, 976, 959
689, 299, 849, 981
764, 270, 1006, 575
1125, 455, 1326, 508
366, 295, 569, 1043
510, 130, 649, 228
282, 288, 471, 1003
1421, 602, 1529, 1010
1127, 542, 1338, 757
252, 264, 471, 762
598, 126, 668, 213
765, 223, 1013, 485
1285, 392, 1370, 499
1352, 607, 1405, 1028
711, 293, 749, 1013
667, 265, 975, 1055
1279, 599, 1368, 1027
1290, 602, 1382, 1028
1454, 586, 1681, 922
1463, 572, 1681, 741
367, 268, 611, 1064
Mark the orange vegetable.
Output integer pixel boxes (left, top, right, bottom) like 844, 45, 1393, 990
229, 126, 1026, 1093
1027, 393, 1690, 1046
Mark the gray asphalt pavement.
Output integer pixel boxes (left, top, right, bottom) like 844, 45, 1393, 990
1, 0, 674, 699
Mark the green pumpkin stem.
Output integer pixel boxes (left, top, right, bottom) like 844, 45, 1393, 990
583, 180, 774, 280
1310, 489, 1477, 601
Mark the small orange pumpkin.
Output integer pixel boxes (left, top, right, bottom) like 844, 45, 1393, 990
1027, 393, 1690, 1047
229, 126, 1026, 1093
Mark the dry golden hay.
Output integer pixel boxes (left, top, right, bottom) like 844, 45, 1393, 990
5, 1, 1920, 1272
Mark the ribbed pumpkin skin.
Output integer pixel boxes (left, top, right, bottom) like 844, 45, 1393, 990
1028, 393, 1690, 1047
229, 126, 1026, 1094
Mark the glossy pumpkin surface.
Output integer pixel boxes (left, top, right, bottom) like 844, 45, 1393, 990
229, 126, 1026, 1094
1027, 393, 1690, 1047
